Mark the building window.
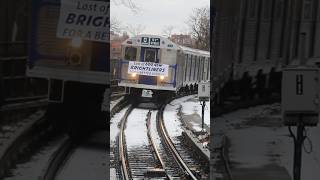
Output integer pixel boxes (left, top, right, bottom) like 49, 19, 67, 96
184, 54, 188, 81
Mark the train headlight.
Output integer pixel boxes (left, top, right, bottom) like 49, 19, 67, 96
71, 37, 82, 48
69, 52, 82, 65
160, 76, 165, 80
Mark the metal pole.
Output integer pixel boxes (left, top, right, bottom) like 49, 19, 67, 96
202, 101, 205, 131
293, 116, 304, 180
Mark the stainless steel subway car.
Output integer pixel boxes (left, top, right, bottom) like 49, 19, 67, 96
118, 35, 210, 100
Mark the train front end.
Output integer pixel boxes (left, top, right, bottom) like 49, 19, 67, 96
28, 0, 109, 138
118, 35, 181, 102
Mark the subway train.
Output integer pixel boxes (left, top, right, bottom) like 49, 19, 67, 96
27, 0, 109, 137
212, 0, 320, 104
117, 35, 210, 102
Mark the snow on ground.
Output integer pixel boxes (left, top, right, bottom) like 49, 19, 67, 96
149, 110, 160, 145
164, 95, 210, 137
110, 106, 129, 146
125, 109, 149, 148
214, 103, 320, 180
110, 96, 124, 111
180, 95, 210, 127
163, 97, 187, 138
56, 147, 106, 180
149, 110, 162, 153
4, 136, 67, 180
56, 131, 107, 180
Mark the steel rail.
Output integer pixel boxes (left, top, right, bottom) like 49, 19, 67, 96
42, 138, 72, 180
157, 105, 198, 180
145, 110, 172, 179
118, 106, 133, 180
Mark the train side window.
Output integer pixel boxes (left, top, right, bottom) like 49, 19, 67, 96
189, 55, 193, 81
201, 57, 204, 80
194, 56, 198, 81
186, 54, 190, 81
198, 57, 202, 81
184, 54, 188, 81
207, 58, 210, 80
196, 56, 200, 81
124, 47, 137, 61
192, 56, 196, 81
204, 58, 208, 80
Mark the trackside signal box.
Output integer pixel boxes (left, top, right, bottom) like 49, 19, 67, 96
282, 67, 319, 126
198, 81, 210, 101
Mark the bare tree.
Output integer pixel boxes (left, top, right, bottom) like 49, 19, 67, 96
125, 24, 146, 37
162, 25, 175, 38
188, 6, 210, 51
111, 0, 140, 13
111, 17, 122, 34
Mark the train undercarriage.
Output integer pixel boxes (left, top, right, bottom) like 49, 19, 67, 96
124, 83, 200, 108
46, 81, 108, 139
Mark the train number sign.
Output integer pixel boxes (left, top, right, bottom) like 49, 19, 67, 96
141, 37, 160, 46
150, 38, 160, 46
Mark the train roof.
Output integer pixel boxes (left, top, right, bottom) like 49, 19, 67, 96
122, 34, 210, 57
179, 45, 210, 57
122, 34, 180, 50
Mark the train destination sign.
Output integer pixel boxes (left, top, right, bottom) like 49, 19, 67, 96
128, 61, 169, 77
141, 37, 161, 46
57, 0, 109, 42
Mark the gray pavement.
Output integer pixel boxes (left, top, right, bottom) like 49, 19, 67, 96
213, 103, 293, 180
231, 165, 291, 180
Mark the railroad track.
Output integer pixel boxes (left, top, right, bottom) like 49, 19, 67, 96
41, 138, 73, 180
119, 107, 161, 179
157, 105, 199, 180
118, 98, 202, 179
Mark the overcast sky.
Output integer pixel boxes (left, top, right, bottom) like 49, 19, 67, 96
111, 0, 210, 36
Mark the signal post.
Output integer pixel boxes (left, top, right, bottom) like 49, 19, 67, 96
282, 33, 320, 180
198, 81, 210, 132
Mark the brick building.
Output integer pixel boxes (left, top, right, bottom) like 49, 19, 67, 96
110, 32, 129, 60
170, 34, 193, 47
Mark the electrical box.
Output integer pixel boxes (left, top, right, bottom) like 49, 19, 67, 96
282, 67, 319, 126
198, 81, 210, 101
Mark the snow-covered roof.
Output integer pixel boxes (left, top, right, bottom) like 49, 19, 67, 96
179, 45, 210, 57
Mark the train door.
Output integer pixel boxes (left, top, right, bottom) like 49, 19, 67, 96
139, 47, 159, 85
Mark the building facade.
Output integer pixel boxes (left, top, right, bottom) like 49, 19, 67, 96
213, 0, 320, 92
0, 0, 47, 106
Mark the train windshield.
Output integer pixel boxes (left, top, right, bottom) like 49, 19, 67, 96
124, 47, 137, 61
144, 49, 156, 62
